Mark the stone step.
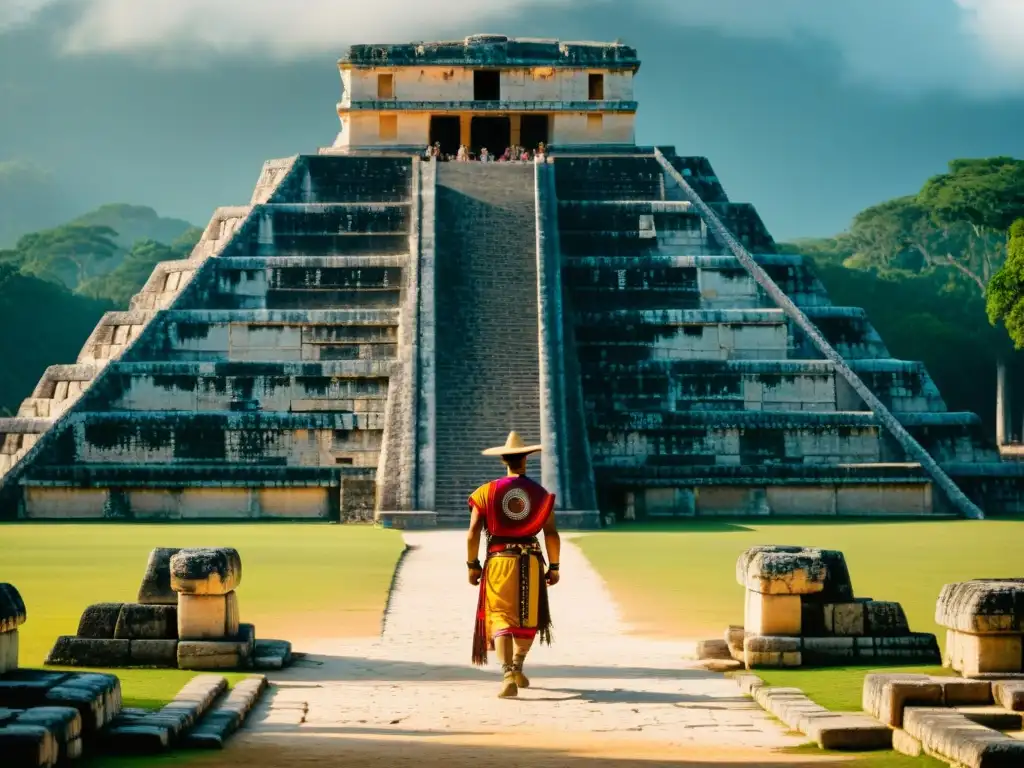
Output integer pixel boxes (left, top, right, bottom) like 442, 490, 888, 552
103, 674, 226, 754
223, 204, 412, 258
31, 410, 384, 472
253, 639, 292, 670
264, 155, 414, 204
214, 254, 407, 268
182, 675, 267, 749
594, 461, 928, 485
581, 357, 946, 414
23, 464, 371, 488
553, 155, 667, 201
121, 309, 400, 365
903, 706, 1024, 767
588, 409, 994, 466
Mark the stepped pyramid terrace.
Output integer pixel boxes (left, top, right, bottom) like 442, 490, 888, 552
3, 33, 1024, 525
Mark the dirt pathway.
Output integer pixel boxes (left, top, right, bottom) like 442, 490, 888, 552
223, 532, 829, 766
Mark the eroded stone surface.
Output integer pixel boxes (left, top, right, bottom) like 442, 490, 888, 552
137, 548, 182, 606
240, 532, 803, 755
0, 584, 27, 634
114, 604, 177, 640
170, 549, 242, 596
936, 580, 1024, 635
77, 603, 124, 640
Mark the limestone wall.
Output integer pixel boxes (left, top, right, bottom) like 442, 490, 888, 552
343, 66, 636, 103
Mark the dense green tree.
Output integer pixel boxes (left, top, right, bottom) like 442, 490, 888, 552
783, 239, 1016, 434
0, 265, 112, 415
986, 219, 1024, 349
14, 224, 121, 289
78, 235, 195, 307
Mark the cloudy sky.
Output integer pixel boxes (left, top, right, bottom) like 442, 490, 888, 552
2, 0, 1024, 237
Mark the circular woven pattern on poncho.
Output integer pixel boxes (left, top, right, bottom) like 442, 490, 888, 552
501, 488, 531, 521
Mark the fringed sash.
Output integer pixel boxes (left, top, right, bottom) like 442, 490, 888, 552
471, 539, 553, 666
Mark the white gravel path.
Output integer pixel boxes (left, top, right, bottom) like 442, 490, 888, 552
240, 531, 805, 756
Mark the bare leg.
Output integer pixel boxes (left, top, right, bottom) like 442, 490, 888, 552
495, 635, 517, 698
512, 637, 534, 688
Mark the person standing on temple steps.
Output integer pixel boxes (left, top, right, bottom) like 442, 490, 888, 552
467, 431, 561, 698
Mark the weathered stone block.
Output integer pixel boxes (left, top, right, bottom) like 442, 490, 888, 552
855, 633, 942, 664
177, 638, 251, 671
15, 706, 81, 743
44, 686, 106, 733
801, 636, 855, 665
939, 678, 993, 706
696, 639, 731, 660
736, 546, 827, 595
743, 635, 801, 668
862, 674, 943, 727
177, 592, 239, 641
993, 681, 1024, 711
744, 591, 801, 636
0, 584, 27, 634
864, 600, 910, 636
103, 723, 171, 754
114, 604, 177, 640
77, 603, 124, 639
802, 712, 892, 751
947, 630, 1023, 677
904, 706, 1024, 768
0, 629, 18, 674
957, 705, 1024, 731
936, 579, 1024, 634
254, 639, 292, 671
734, 673, 765, 696
170, 548, 242, 596
0, 724, 55, 768
182, 674, 267, 749
724, 625, 745, 661
0, 671, 69, 709
892, 727, 923, 757
800, 601, 827, 636
137, 548, 181, 605
825, 602, 865, 636
129, 640, 179, 668
45, 636, 131, 668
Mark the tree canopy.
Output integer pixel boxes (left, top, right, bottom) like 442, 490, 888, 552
986, 219, 1024, 350
835, 157, 1024, 294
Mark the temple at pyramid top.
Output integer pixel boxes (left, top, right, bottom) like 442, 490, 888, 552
331, 34, 640, 154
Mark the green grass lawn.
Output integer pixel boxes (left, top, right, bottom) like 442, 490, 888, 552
577, 518, 1024, 764
0, 522, 405, 708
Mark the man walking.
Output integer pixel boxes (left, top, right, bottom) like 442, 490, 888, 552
467, 431, 560, 698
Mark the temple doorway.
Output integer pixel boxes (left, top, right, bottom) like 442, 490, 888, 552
520, 114, 550, 152
471, 116, 510, 158
429, 116, 461, 157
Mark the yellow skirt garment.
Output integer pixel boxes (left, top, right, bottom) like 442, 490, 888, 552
484, 552, 541, 640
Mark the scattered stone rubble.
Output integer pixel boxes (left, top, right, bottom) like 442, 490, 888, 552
937, 579, 1024, 678
735, 576, 1024, 765
723, 545, 940, 669
735, 674, 891, 750
0, 580, 271, 765
46, 547, 291, 671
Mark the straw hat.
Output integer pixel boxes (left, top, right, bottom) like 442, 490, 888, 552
481, 431, 543, 457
